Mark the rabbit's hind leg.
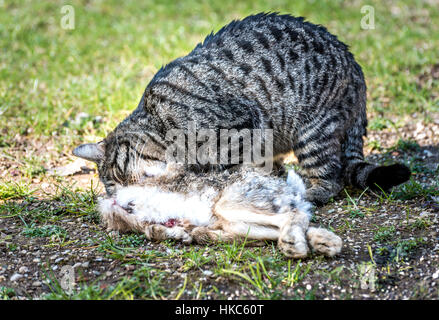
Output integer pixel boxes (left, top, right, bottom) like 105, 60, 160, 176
190, 218, 266, 246
278, 209, 310, 259
99, 202, 146, 233
306, 227, 342, 257
191, 224, 237, 244
144, 224, 193, 244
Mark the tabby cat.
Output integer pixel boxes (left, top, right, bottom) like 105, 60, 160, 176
73, 13, 410, 204
99, 167, 342, 258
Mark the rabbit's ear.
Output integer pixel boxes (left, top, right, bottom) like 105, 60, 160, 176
73, 142, 105, 162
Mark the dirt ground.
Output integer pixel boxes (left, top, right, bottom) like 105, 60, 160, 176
0, 119, 438, 300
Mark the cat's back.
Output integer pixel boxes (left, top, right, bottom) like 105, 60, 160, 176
144, 13, 362, 131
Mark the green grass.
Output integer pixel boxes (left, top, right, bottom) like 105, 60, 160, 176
0, 180, 100, 226
373, 225, 396, 243
374, 237, 427, 264
0, 182, 35, 201
1, 0, 438, 154
95, 232, 162, 263
181, 246, 213, 271
43, 264, 171, 300
0, 287, 16, 300
408, 217, 432, 231
1, 0, 438, 301
392, 138, 421, 153
22, 224, 67, 239
343, 188, 368, 219
392, 178, 439, 200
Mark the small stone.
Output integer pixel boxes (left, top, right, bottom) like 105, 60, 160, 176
32, 281, 42, 287
18, 266, 29, 274
32, 258, 41, 263
73, 112, 89, 124
94, 116, 103, 123
105, 271, 112, 277
202, 270, 213, 277
10, 273, 23, 282
423, 150, 433, 157
81, 261, 90, 268
125, 265, 135, 271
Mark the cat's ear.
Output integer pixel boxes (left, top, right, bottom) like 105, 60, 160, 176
73, 142, 105, 162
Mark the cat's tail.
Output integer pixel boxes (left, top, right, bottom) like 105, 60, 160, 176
346, 161, 411, 191
343, 115, 411, 191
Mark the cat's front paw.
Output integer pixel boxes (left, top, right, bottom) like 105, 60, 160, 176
305, 186, 333, 206
304, 179, 343, 206
306, 227, 342, 257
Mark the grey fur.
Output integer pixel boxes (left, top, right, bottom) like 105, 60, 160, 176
73, 13, 410, 204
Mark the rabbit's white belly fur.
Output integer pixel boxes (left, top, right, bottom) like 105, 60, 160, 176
110, 185, 217, 226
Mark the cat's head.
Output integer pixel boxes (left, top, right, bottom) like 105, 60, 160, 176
73, 129, 176, 196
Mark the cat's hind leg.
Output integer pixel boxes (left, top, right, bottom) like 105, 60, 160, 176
292, 114, 344, 205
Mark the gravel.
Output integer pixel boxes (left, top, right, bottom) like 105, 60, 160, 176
0, 120, 438, 299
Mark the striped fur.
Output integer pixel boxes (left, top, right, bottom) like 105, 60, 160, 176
73, 13, 410, 204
